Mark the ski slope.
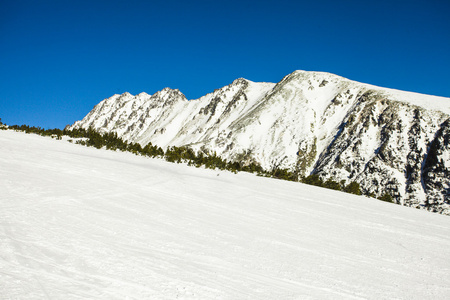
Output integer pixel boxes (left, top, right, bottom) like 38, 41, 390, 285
1, 130, 450, 299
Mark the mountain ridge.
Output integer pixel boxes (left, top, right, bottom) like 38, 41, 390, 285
69, 70, 450, 214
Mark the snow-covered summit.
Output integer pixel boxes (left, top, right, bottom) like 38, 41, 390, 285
69, 70, 450, 214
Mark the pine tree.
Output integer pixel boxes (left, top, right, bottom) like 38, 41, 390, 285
378, 193, 393, 202
344, 182, 362, 195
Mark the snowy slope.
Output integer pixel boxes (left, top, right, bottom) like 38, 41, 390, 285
69, 70, 450, 213
2, 130, 450, 299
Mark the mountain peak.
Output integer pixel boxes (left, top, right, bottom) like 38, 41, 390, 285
69, 71, 450, 214
154, 87, 187, 103
137, 92, 150, 97
231, 78, 249, 85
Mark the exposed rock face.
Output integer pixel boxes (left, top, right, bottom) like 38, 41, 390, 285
69, 71, 450, 214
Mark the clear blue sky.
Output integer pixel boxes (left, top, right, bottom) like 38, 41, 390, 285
1, 0, 449, 129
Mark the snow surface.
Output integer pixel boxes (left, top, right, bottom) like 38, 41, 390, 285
1, 130, 450, 299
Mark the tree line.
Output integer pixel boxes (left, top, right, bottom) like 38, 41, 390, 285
3, 122, 393, 201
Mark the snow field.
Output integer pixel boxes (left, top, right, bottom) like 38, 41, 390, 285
1, 130, 450, 299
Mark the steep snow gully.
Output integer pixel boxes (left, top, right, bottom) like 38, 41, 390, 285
1, 130, 450, 299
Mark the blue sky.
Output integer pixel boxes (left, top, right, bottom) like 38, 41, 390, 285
1, 0, 449, 129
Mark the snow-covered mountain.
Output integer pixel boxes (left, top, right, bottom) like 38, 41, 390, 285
2, 130, 450, 299
69, 70, 450, 214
